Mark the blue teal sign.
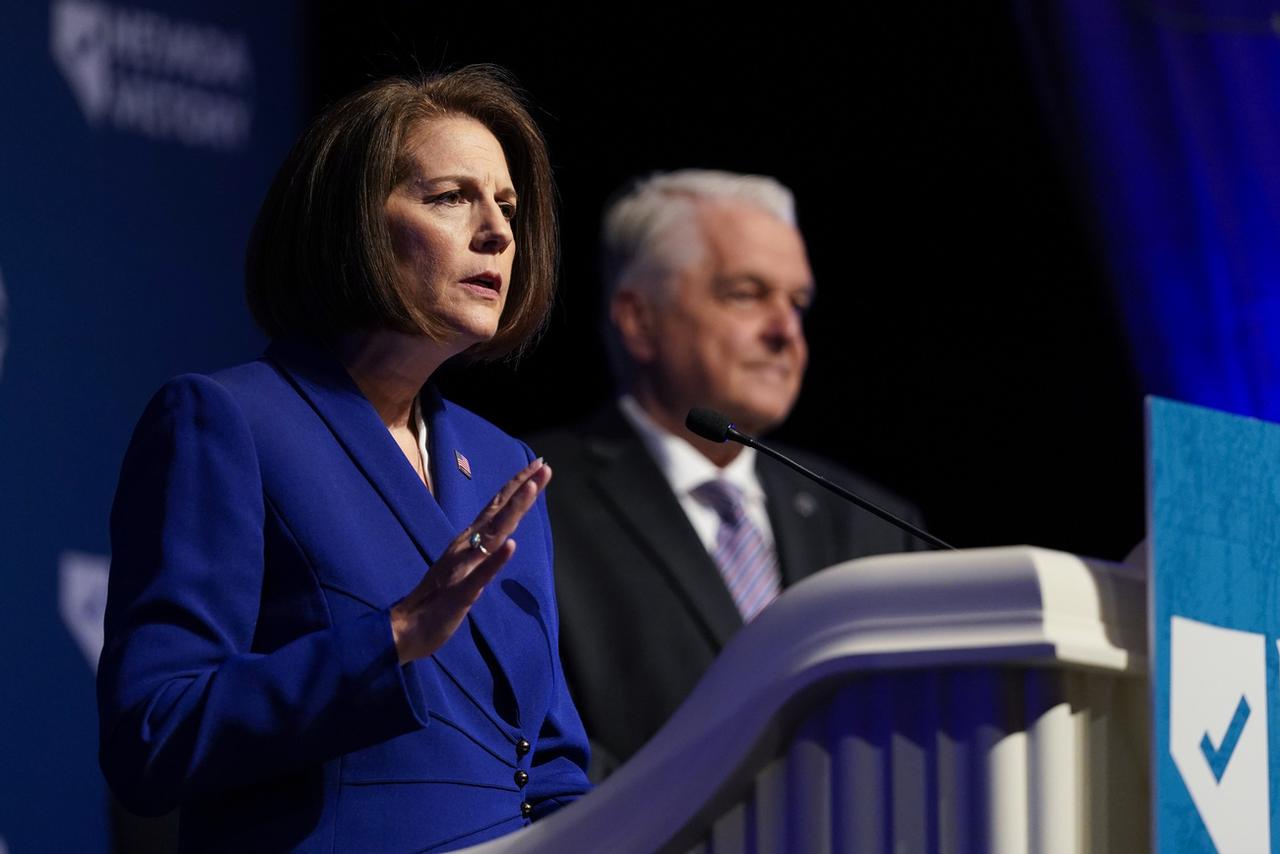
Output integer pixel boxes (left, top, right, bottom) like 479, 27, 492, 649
1151, 397, 1280, 853
0, 2, 301, 850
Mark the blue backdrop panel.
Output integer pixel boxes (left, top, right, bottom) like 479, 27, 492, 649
0, 2, 301, 850
1150, 397, 1280, 852
1018, 1, 1280, 421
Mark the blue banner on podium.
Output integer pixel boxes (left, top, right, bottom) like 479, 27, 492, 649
1151, 397, 1280, 853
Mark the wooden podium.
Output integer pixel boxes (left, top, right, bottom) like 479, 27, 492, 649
464, 546, 1150, 853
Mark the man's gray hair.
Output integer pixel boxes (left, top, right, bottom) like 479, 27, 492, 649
600, 169, 797, 300
599, 169, 797, 386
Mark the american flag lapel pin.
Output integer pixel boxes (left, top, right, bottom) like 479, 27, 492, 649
455, 450, 472, 479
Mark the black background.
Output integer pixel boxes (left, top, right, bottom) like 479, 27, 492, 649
306, 4, 1145, 560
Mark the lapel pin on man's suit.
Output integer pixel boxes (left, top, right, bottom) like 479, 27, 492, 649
793, 491, 819, 517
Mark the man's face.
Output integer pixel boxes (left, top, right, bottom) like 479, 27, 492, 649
622, 201, 814, 435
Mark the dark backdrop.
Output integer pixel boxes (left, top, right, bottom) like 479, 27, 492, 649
307, 4, 1145, 560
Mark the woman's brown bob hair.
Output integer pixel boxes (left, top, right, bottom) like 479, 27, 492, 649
246, 65, 556, 360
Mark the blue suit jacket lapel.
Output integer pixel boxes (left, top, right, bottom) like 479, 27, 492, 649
267, 339, 527, 729
426, 386, 532, 727
267, 339, 456, 567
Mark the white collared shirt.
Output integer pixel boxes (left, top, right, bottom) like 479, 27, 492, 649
617, 395, 777, 555
412, 394, 434, 493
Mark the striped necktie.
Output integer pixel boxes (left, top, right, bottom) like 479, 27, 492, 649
691, 479, 782, 621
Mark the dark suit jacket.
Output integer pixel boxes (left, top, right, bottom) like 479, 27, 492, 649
98, 340, 590, 853
529, 405, 922, 779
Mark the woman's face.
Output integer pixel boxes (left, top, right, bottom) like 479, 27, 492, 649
385, 116, 517, 350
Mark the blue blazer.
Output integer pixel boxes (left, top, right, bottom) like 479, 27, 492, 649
98, 339, 591, 853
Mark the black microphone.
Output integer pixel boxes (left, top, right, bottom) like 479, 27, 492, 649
685, 408, 737, 442
686, 407, 955, 551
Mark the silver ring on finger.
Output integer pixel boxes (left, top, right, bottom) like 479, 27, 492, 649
468, 532, 490, 556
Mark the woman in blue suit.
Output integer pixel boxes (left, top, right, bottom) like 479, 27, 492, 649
97, 67, 591, 852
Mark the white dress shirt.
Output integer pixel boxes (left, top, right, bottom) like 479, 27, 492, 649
412, 395, 434, 493
617, 395, 777, 556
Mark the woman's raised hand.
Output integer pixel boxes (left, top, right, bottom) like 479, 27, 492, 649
390, 457, 551, 664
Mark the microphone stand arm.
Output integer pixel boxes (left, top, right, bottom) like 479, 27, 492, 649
729, 427, 957, 551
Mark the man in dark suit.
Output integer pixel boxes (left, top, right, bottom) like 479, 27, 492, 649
531, 170, 921, 780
